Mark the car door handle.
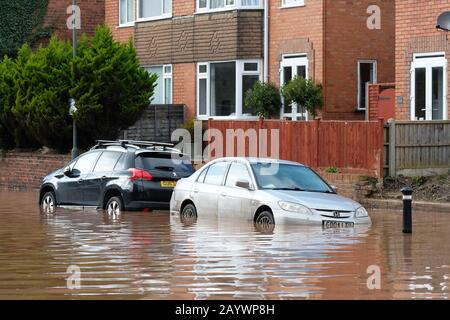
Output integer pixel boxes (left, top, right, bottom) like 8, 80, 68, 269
193, 188, 199, 193
77, 179, 84, 184
101, 176, 107, 181
220, 192, 227, 197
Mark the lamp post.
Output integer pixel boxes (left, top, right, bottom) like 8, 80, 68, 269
70, 0, 79, 160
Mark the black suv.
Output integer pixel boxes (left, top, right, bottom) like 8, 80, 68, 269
39, 140, 195, 214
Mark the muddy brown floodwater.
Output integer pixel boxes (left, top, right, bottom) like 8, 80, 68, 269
0, 191, 449, 300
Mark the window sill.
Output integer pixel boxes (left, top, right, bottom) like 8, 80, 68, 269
280, 3, 306, 9
195, 6, 264, 15
117, 22, 135, 29
197, 115, 260, 120
136, 14, 172, 23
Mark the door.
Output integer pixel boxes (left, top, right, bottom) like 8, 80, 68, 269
84, 151, 123, 206
411, 54, 448, 120
191, 161, 229, 217
280, 55, 309, 120
218, 162, 254, 220
57, 151, 101, 205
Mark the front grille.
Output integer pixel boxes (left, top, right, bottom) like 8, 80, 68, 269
314, 209, 353, 219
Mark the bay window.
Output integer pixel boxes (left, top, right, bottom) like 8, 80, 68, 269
197, 60, 262, 118
197, 0, 262, 13
138, 0, 171, 20
146, 65, 172, 104
119, 0, 135, 26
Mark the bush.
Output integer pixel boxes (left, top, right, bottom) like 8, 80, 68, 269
0, 25, 157, 152
244, 81, 281, 118
281, 77, 323, 118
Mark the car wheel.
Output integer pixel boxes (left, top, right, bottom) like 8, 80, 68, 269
106, 196, 123, 217
181, 203, 197, 218
41, 191, 56, 214
256, 211, 275, 226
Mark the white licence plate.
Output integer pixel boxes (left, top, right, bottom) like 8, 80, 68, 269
322, 220, 355, 229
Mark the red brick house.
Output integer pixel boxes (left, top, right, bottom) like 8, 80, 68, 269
105, 0, 395, 121
396, 0, 450, 121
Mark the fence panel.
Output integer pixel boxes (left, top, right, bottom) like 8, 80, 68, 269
390, 121, 450, 176
208, 119, 384, 178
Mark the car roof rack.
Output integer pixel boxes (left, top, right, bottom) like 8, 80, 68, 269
91, 140, 177, 151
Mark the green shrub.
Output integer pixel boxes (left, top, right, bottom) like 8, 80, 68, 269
281, 77, 323, 118
244, 81, 281, 118
325, 167, 340, 174
0, 25, 157, 152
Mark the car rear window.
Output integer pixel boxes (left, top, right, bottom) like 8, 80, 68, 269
135, 153, 194, 174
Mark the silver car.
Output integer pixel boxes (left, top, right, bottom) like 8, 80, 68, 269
170, 158, 371, 227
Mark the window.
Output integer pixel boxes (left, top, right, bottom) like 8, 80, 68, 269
73, 152, 101, 175
357, 60, 377, 110
146, 65, 172, 104
225, 162, 252, 187
280, 55, 308, 120
197, 0, 262, 13
197, 60, 262, 118
135, 153, 194, 174
119, 0, 135, 25
138, 0, 171, 20
203, 162, 229, 185
282, 0, 305, 8
196, 167, 209, 183
411, 53, 447, 121
114, 154, 127, 170
93, 151, 123, 172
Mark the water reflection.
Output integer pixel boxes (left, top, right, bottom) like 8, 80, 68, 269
0, 191, 449, 299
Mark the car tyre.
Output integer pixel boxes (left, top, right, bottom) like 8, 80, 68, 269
181, 203, 197, 218
106, 196, 123, 217
255, 211, 275, 226
41, 191, 56, 214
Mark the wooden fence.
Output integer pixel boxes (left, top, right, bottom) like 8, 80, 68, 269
386, 120, 450, 177
208, 119, 385, 178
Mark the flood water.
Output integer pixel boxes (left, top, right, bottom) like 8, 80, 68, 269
0, 191, 449, 300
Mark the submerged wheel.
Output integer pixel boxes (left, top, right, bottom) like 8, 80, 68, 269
181, 203, 197, 218
255, 211, 275, 225
41, 191, 56, 214
106, 196, 123, 217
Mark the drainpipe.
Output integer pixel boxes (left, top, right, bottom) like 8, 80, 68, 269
263, 0, 269, 83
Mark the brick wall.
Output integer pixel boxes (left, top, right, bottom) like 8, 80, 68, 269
105, 0, 134, 42
0, 152, 71, 191
323, 0, 395, 120
396, 0, 450, 120
268, 0, 324, 87
320, 171, 372, 201
45, 0, 105, 41
173, 0, 196, 16
173, 63, 196, 118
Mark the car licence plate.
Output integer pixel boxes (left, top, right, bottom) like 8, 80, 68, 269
322, 220, 355, 229
160, 181, 177, 188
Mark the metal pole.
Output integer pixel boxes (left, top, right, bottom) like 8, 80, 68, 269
71, 0, 78, 160
401, 187, 413, 234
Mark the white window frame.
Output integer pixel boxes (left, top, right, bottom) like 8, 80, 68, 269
137, 0, 172, 22
146, 64, 172, 104
357, 60, 377, 111
410, 52, 448, 121
196, 0, 263, 14
281, 0, 305, 9
196, 60, 262, 120
119, 0, 135, 27
280, 54, 309, 120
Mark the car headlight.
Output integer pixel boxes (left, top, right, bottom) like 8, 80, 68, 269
355, 206, 369, 218
278, 201, 313, 215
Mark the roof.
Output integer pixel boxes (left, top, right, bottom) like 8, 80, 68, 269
212, 157, 305, 166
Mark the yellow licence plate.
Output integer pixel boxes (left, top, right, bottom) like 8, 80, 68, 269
160, 181, 177, 188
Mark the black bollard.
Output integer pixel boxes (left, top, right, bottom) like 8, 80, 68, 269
401, 187, 413, 234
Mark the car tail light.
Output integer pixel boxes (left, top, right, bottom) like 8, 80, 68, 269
129, 168, 153, 181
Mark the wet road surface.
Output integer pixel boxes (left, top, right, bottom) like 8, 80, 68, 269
0, 191, 449, 300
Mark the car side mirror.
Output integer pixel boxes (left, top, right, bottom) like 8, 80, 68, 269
331, 185, 338, 193
235, 179, 252, 190
63, 166, 72, 177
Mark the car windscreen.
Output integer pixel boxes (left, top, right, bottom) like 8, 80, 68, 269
135, 153, 194, 174
251, 163, 333, 193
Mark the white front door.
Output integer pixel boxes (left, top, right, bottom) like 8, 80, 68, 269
411, 53, 448, 120
280, 55, 309, 120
